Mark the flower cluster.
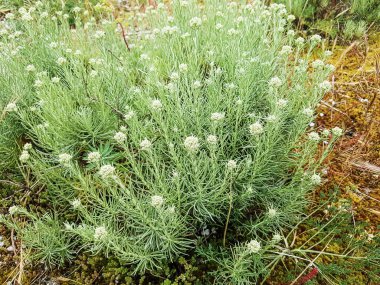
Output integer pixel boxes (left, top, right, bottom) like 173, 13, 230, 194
249, 122, 264, 135
184, 136, 200, 152
247, 239, 261, 254
87, 151, 101, 163
16, 144, 31, 164
98, 165, 115, 179
151, 195, 165, 208
94, 226, 107, 240
58, 153, 72, 166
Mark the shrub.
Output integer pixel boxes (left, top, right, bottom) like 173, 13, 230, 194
343, 20, 367, 41
350, 0, 380, 23
0, 0, 341, 283
273, 0, 380, 42
0, 210, 74, 266
274, 0, 322, 19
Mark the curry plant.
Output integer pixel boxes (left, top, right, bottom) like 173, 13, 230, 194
0, 0, 343, 282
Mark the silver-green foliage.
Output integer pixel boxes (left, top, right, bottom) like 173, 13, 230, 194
350, 0, 380, 22
0, 0, 339, 280
343, 20, 367, 40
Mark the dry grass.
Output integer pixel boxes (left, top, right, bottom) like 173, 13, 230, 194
317, 32, 380, 229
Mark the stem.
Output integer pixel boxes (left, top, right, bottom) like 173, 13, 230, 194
223, 183, 233, 247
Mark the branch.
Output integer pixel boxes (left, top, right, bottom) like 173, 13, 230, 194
117, 22, 131, 51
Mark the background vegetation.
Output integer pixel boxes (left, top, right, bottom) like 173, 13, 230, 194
273, 0, 380, 41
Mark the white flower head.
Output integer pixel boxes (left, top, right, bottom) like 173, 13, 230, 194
58, 153, 72, 165
311, 173, 321, 185
227, 28, 239, 36
94, 226, 107, 240
151, 99, 163, 111
332, 127, 343, 137
201, 228, 210, 236
19, 150, 30, 163
206, 135, 218, 145
249, 122, 264, 135
25, 64, 36, 72
189, 17, 202, 28
247, 239, 261, 254
114, 132, 126, 144
49, 42, 58, 49
5, 13, 15, 20
71, 198, 81, 209
57, 57, 67, 65
151, 195, 164, 208
215, 67, 223, 75
9, 205, 20, 215
184, 136, 200, 152
5, 102, 17, 112
23, 143, 32, 150
140, 138, 152, 150
87, 151, 101, 163
310, 34, 322, 43
172, 170, 179, 179
180, 0, 189, 7
98, 164, 115, 179
267, 207, 277, 218
124, 110, 135, 121
276, 99, 288, 108
302, 108, 314, 117
167, 205, 176, 213
179, 63, 188, 72
287, 29, 295, 37
227, 160, 237, 170
287, 14, 296, 22
21, 13, 33, 21
166, 82, 177, 93
308, 132, 320, 141
215, 23, 223, 30
235, 16, 245, 24
266, 114, 277, 123
205, 78, 214, 85
51, 77, 60, 83
170, 72, 180, 81
269, 76, 282, 87
295, 37, 305, 45
272, 233, 282, 243
140, 53, 150, 61
280, 45, 292, 55
225, 82, 236, 90
94, 31, 106, 39
211, 112, 225, 122
40, 11, 49, 18
193, 80, 202, 89
19, 7, 27, 14
89, 70, 98, 77
322, 129, 330, 137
